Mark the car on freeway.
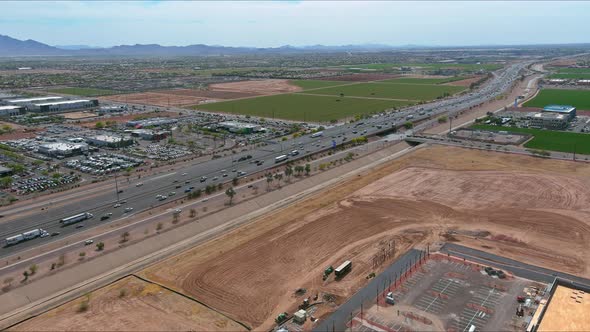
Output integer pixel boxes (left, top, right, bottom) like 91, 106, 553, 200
136, 182, 143, 187
40, 231, 50, 238
173, 209, 182, 215
237, 171, 246, 176
168, 191, 176, 196
117, 190, 124, 194
76, 224, 85, 229
200, 176, 207, 182
113, 203, 122, 208
175, 184, 182, 188
184, 188, 192, 193
222, 173, 228, 177
182, 172, 187, 176
84, 240, 94, 246
101, 213, 113, 220
51, 232, 60, 236
124, 207, 133, 213
212, 176, 219, 181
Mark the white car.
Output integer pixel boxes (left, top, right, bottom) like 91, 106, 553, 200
136, 182, 143, 187
84, 240, 94, 245
114, 203, 122, 208
124, 207, 133, 213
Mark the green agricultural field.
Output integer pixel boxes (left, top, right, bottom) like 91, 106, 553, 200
471, 124, 590, 155
523, 89, 590, 110
378, 77, 465, 85
554, 68, 590, 74
344, 63, 502, 71
289, 80, 346, 90
549, 73, 590, 79
197, 93, 411, 122
48, 87, 120, 96
303, 82, 465, 101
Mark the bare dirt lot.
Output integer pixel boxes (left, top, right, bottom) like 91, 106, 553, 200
155, 88, 261, 100
10, 275, 247, 331
138, 145, 590, 331
0, 121, 41, 140
62, 111, 98, 120
209, 79, 302, 94
317, 73, 401, 82
104, 92, 207, 107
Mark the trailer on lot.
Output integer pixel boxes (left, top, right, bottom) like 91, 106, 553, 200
334, 260, 352, 279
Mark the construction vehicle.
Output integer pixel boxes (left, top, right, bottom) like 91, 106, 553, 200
516, 295, 526, 303
322, 266, 334, 280
299, 298, 310, 310
275, 312, 288, 324
385, 292, 395, 305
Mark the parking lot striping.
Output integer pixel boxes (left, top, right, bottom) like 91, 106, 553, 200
424, 279, 454, 312
462, 288, 496, 332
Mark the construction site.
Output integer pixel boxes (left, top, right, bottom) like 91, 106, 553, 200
8, 145, 590, 331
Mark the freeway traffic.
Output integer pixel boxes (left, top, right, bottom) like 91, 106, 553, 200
0, 61, 529, 257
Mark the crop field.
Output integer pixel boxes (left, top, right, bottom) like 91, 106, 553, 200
523, 89, 590, 110
289, 79, 346, 90
548, 67, 590, 80
47, 87, 121, 96
343, 63, 502, 71
303, 82, 465, 101
378, 77, 466, 85
471, 124, 590, 154
197, 93, 411, 122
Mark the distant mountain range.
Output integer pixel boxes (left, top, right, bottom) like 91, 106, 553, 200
1, 34, 589, 57
0, 34, 417, 57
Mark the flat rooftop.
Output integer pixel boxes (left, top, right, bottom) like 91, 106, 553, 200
543, 105, 576, 113
538, 285, 590, 331
0, 105, 22, 110
35, 99, 91, 106
7, 96, 62, 103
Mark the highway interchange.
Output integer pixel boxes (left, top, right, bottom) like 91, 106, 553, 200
0, 60, 530, 257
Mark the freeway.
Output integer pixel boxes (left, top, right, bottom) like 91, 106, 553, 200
0, 61, 529, 257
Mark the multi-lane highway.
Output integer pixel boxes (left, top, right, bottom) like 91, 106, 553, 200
0, 61, 530, 257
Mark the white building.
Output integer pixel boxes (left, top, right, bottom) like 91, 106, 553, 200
6, 96, 63, 106
38, 142, 88, 157
86, 135, 133, 148
34, 99, 98, 113
0, 105, 24, 117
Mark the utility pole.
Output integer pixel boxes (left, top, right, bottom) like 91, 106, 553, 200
114, 173, 120, 202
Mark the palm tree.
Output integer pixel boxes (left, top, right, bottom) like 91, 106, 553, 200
266, 173, 274, 191
225, 187, 236, 205
285, 165, 293, 182
274, 173, 283, 188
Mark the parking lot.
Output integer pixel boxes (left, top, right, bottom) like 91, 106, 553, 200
349, 255, 545, 332
450, 128, 530, 145
64, 153, 143, 175
10, 174, 79, 195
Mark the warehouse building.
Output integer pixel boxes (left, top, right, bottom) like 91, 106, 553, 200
34, 99, 99, 113
0, 105, 25, 117
86, 135, 134, 148
5, 96, 63, 107
38, 142, 88, 157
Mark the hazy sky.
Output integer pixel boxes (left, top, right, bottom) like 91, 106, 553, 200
1, 1, 589, 47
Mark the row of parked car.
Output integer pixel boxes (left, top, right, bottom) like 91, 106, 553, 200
11, 175, 79, 195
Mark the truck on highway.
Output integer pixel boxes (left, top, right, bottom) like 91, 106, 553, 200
311, 131, 324, 138
275, 155, 288, 163
60, 212, 93, 226
5, 228, 48, 246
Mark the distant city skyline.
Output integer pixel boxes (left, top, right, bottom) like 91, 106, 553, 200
1, 1, 589, 48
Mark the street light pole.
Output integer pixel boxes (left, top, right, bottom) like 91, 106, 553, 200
114, 173, 120, 202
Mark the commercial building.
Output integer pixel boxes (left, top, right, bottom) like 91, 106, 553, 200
0, 105, 25, 117
5, 96, 63, 106
127, 129, 169, 141
217, 121, 263, 134
38, 142, 88, 157
126, 117, 177, 128
86, 135, 134, 148
98, 105, 127, 115
542, 105, 576, 120
0, 165, 12, 176
34, 99, 99, 113
527, 112, 569, 129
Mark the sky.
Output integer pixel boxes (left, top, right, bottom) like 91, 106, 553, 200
1, 1, 589, 48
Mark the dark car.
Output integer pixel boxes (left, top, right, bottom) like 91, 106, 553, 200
51, 232, 60, 236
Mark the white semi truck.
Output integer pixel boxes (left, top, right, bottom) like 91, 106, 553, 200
5, 228, 48, 246
60, 212, 93, 226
